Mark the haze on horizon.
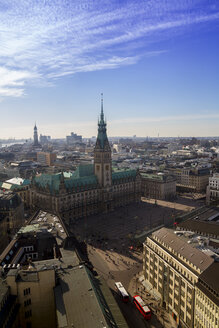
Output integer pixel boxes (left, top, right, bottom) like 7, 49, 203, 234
0, 0, 219, 139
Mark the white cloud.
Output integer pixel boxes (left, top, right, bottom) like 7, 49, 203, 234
0, 0, 218, 98
0, 66, 38, 97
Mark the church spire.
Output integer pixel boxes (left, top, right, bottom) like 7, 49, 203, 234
33, 122, 39, 146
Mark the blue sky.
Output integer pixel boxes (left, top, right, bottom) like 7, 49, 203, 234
0, 0, 219, 138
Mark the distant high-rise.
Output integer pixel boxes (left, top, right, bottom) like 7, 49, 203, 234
33, 123, 39, 146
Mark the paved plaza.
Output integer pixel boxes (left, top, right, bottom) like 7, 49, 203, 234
72, 196, 200, 247
69, 197, 202, 327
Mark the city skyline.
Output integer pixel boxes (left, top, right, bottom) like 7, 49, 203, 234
0, 1, 219, 138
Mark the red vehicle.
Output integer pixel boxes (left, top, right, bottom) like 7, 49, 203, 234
115, 282, 129, 303
133, 295, 151, 319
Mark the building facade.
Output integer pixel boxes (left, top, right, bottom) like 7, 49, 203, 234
194, 262, 219, 328
0, 177, 30, 208
141, 173, 176, 200
206, 173, 219, 204
29, 98, 141, 222
37, 152, 56, 166
143, 227, 214, 328
6, 265, 56, 328
0, 191, 24, 253
170, 167, 210, 192
66, 132, 82, 145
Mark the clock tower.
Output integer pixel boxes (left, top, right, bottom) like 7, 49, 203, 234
94, 94, 112, 187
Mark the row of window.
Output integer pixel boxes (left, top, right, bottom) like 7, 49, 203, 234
196, 290, 218, 313
146, 240, 197, 282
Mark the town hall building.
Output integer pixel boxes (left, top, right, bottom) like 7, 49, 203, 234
30, 97, 141, 223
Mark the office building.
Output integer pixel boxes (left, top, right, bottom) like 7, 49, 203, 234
143, 227, 216, 327
141, 173, 176, 200
66, 132, 82, 145
170, 167, 210, 192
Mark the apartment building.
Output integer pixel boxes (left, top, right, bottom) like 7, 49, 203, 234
143, 227, 214, 327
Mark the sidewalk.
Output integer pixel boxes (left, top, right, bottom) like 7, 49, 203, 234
128, 272, 178, 328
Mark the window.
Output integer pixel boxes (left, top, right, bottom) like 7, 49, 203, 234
24, 299, 31, 307
24, 288, 31, 296
25, 310, 32, 318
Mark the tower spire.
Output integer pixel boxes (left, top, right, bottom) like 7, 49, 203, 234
101, 93, 104, 121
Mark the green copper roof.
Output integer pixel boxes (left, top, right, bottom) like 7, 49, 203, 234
72, 164, 94, 178
66, 165, 97, 190
65, 175, 98, 191
33, 166, 98, 194
34, 173, 61, 194
112, 169, 137, 183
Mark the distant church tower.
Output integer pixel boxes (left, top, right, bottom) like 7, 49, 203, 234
33, 123, 39, 146
94, 94, 112, 187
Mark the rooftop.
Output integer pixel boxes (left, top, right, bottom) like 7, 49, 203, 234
141, 172, 175, 182
151, 227, 214, 273
197, 262, 219, 306
6, 177, 30, 186
178, 207, 219, 237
